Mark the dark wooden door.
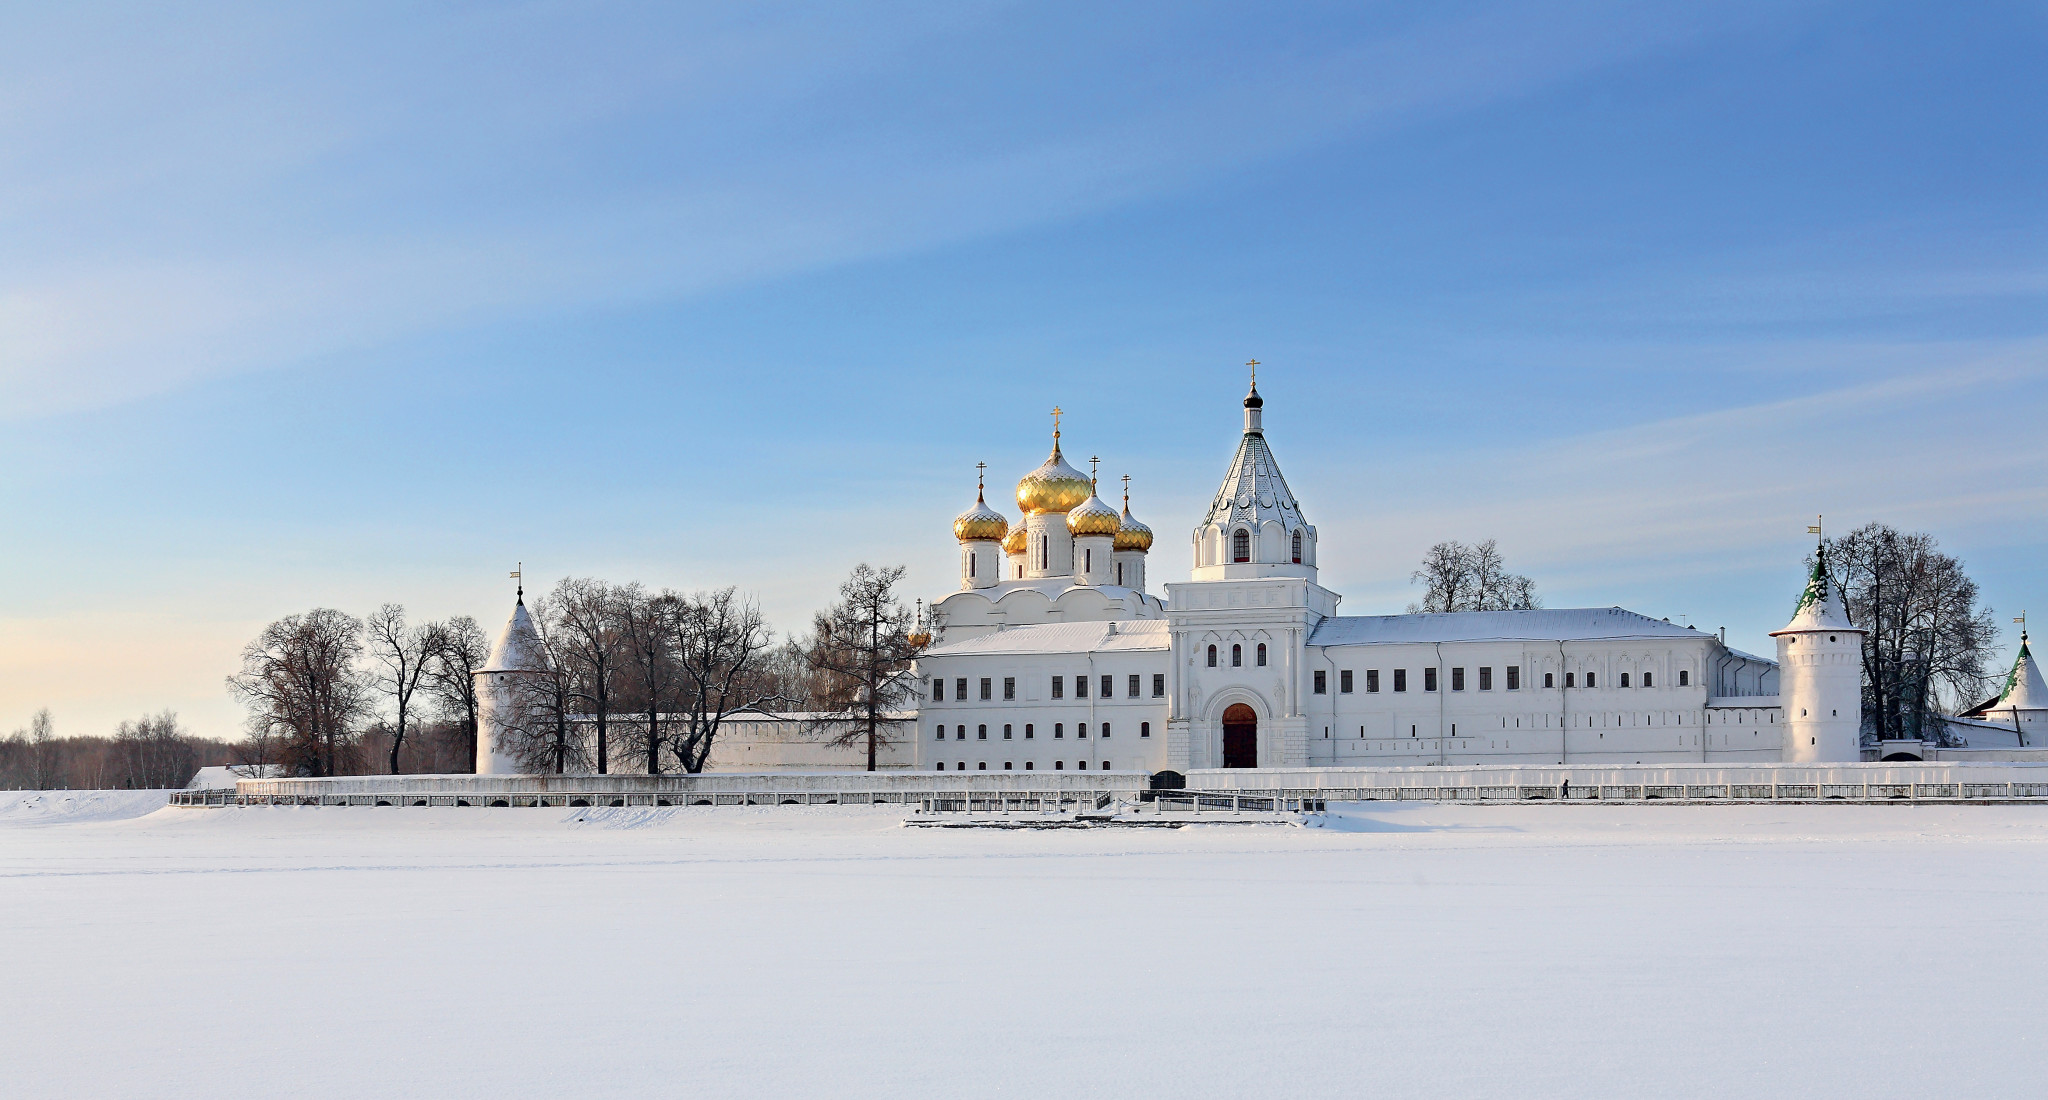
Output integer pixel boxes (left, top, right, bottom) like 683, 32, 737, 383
1222, 703, 1258, 768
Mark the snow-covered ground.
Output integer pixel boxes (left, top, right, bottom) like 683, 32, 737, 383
5, 798, 2047, 1098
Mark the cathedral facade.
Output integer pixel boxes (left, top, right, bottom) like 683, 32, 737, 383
915, 379, 1857, 775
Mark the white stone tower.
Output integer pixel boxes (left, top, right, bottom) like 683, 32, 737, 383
475, 576, 550, 775
953, 466, 1008, 591
1189, 371, 1317, 581
1770, 541, 1865, 763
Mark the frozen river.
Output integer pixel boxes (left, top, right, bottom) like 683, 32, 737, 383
5, 796, 2046, 1098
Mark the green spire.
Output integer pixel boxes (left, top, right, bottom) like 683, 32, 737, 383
1793, 543, 1832, 617
2001, 633, 2033, 701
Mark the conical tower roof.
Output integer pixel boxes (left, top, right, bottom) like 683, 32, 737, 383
1199, 378, 1307, 534
1995, 634, 2048, 710
1772, 544, 1856, 635
482, 594, 550, 673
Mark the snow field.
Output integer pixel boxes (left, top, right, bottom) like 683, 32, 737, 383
4, 800, 2047, 1098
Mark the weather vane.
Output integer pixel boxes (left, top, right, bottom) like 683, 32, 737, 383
510, 561, 523, 600
1808, 515, 1823, 542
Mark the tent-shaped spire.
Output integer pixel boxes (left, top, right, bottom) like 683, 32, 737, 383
481, 594, 550, 673
1995, 633, 2048, 711
1774, 543, 1854, 635
1199, 375, 1307, 533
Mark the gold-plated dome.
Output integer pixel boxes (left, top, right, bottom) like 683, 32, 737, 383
1015, 438, 1094, 515
1068, 487, 1120, 536
1002, 523, 1028, 555
1115, 502, 1154, 552
953, 485, 1009, 542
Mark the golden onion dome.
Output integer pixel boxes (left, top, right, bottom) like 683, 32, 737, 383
1002, 523, 1028, 555
952, 486, 1009, 542
1068, 488, 1121, 537
1015, 439, 1094, 515
1115, 501, 1154, 552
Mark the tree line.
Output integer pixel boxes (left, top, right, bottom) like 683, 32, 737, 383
228, 563, 924, 777
0, 708, 240, 790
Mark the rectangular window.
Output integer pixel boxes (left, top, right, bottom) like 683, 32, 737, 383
1055, 723, 1064, 738
1366, 669, 1380, 693
1340, 669, 1353, 693
1128, 674, 1140, 698
1393, 669, 1407, 692
932, 678, 944, 701
1424, 667, 1438, 692
1051, 676, 1064, 699
1586, 672, 1597, 688
979, 677, 992, 701
1003, 724, 1012, 739
1141, 722, 1151, 737
954, 677, 967, 700
1076, 675, 1089, 699
1643, 672, 1654, 688
1506, 666, 1520, 690
1679, 670, 1690, 686
1025, 724, 1034, 739
1565, 672, 1575, 688
1313, 670, 1327, 694
1152, 674, 1166, 697
1100, 675, 1112, 698
1451, 668, 1465, 691
1479, 667, 1492, 691
1003, 677, 1015, 700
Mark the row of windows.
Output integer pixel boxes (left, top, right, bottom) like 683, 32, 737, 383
933, 674, 1166, 701
1206, 643, 1269, 668
936, 722, 1152, 740
1228, 528, 1304, 564
935, 760, 1107, 771
1302, 666, 1692, 694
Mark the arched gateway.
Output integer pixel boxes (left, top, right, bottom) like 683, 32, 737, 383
1222, 703, 1258, 768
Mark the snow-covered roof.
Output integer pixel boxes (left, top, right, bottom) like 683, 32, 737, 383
1309, 607, 1716, 646
1774, 547, 1856, 634
1198, 382, 1309, 535
924, 619, 1170, 657
482, 598, 550, 673
1973, 634, 2048, 714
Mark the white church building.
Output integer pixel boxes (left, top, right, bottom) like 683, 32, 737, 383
911, 379, 1861, 776
470, 377, 1905, 777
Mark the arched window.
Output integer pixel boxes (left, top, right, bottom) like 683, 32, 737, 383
1232, 644, 1243, 667
1055, 761, 1064, 770
1256, 643, 1267, 666
1292, 531, 1302, 564
1232, 529, 1251, 563
1678, 670, 1690, 686
968, 551, 976, 578
1116, 562, 1123, 585
1207, 645, 1218, 667
935, 726, 945, 740
935, 762, 945, 771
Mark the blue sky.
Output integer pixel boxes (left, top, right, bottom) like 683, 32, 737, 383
4, 1, 2045, 740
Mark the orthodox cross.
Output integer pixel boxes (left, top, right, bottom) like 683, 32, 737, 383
1122, 473, 1131, 508
1246, 359, 1259, 387
1051, 406, 1062, 440
1090, 454, 1100, 489
975, 461, 986, 497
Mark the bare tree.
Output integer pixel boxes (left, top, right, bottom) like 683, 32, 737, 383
1825, 524, 1996, 744
1409, 539, 1540, 613
426, 615, 489, 773
668, 587, 782, 774
504, 595, 587, 774
28, 708, 58, 789
544, 577, 627, 774
805, 564, 922, 771
365, 604, 437, 774
227, 609, 370, 777
615, 583, 680, 774
112, 711, 198, 788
